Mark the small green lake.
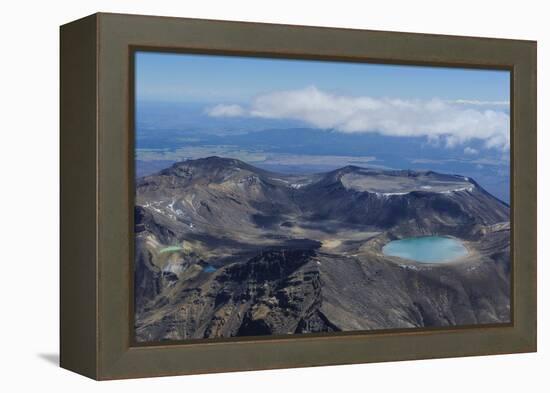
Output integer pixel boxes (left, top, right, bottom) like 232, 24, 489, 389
382, 236, 468, 263
158, 246, 183, 254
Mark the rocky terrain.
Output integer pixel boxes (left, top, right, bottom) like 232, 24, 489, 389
134, 156, 510, 342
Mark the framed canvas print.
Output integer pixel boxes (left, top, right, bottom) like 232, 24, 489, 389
60, 13, 537, 380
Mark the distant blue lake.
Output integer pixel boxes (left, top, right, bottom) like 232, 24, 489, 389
203, 266, 217, 273
382, 236, 468, 263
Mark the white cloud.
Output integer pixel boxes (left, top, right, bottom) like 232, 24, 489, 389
464, 147, 479, 155
206, 104, 245, 117
206, 86, 510, 150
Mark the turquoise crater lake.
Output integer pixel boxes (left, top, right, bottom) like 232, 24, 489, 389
382, 236, 468, 263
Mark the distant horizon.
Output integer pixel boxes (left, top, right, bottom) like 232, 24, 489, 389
137, 154, 509, 206
136, 51, 510, 150
135, 51, 511, 203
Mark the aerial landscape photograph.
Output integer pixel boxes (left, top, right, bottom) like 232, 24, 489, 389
133, 51, 511, 342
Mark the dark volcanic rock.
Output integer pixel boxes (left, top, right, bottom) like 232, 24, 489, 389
135, 248, 325, 341
298, 166, 508, 238
133, 157, 511, 341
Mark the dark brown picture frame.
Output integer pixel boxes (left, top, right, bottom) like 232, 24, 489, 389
60, 12, 537, 380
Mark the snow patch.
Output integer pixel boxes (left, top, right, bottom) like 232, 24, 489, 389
440, 186, 475, 194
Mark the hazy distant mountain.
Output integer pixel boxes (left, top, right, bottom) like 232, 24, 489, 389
136, 127, 510, 203
134, 157, 510, 342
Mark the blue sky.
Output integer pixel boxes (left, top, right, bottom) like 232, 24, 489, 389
135, 52, 511, 151
136, 51, 510, 104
